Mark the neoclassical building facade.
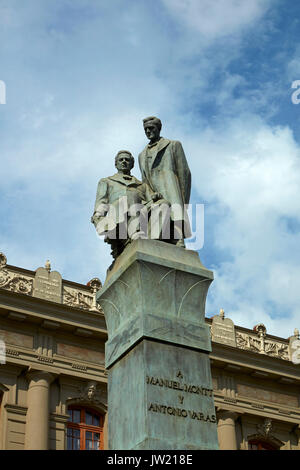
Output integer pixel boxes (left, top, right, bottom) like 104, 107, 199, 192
0, 252, 299, 450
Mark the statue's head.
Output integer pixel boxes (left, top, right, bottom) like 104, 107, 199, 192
143, 116, 162, 143
87, 384, 96, 400
115, 150, 134, 172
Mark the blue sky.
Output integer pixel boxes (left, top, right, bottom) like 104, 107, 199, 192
1, 0, 300, 337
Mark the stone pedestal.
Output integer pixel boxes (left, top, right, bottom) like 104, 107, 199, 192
97, 239, 219, 450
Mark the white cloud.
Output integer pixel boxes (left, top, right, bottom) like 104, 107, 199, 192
162, 0, 271, 40
180, 115, 300, 337
0, 0, 299, 341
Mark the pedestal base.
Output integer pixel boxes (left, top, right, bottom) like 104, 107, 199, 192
97, 240, 219, 450
109, 339, 218, 450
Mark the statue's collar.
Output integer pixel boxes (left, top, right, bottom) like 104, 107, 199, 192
108, 173, 140, 184
146, 137, 170, 154
147, 136, 163, 149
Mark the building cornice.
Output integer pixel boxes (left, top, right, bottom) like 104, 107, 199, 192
0, 288, 107, 338
210, 342, 300, 382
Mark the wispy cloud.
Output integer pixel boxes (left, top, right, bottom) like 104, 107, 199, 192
0, 0, 299, 338
162, 0, 272, 40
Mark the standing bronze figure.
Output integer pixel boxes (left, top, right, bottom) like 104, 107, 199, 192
138, 116, 191, 247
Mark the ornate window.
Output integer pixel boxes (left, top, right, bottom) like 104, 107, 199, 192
67, 406, 104, 450
248, 439, 278, 450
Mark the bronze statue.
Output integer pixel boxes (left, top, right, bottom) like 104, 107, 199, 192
91, 150, 165, 259
138, 116, 191, 247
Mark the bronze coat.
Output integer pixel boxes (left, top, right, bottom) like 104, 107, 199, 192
138, 138, 191, 236
92, 173, 148, 233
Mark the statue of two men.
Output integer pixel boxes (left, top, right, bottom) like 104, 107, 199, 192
91, 117, 191, 259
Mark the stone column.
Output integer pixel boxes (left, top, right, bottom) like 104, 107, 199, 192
25, 370, 54, 450
97, 239, 219, 450
217, 410, 238, 450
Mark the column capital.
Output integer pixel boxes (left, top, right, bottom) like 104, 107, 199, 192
26, 368, 56, 384
217, 409, 239, 422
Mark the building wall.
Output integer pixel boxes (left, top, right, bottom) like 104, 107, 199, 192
0, 324, 108, 450
0, 256, 299, 450
0, 256, 108, 450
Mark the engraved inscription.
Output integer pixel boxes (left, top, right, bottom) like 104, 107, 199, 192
148, 403, 216, 422
33, 267, 62, 303
211, 314, 236, 347
146, 375, 213, 397
146, 373, 215, 424
178, 395, 184, 404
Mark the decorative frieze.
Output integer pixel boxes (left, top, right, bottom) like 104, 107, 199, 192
223, 397, 237, 404
0, 252, 103, 313
63, 284, 103, 313
71, 363, 87, 371
0, 253, 33, 296
210, 310, 290, 361
1, 252, 296, 365
6, 348, 20, 357
37, 356, 54, 364
63, 287, 93, 310
251, 402, 264, 410
236, 329, 289, 361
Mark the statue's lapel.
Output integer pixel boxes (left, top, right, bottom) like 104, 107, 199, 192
108, 174, 138, 186
140, 148, 148, 171
150, 138, 170, 169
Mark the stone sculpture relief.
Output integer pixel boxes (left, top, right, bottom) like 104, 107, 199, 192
0, 252, 33, 295
235, 327, 289, 361
0, 252, 102, 313
75, 381, 107, 410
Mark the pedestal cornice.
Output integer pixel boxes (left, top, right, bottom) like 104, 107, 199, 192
98, 240, 213, 368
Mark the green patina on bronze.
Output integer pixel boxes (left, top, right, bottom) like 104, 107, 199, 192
97, 239, 219, 450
